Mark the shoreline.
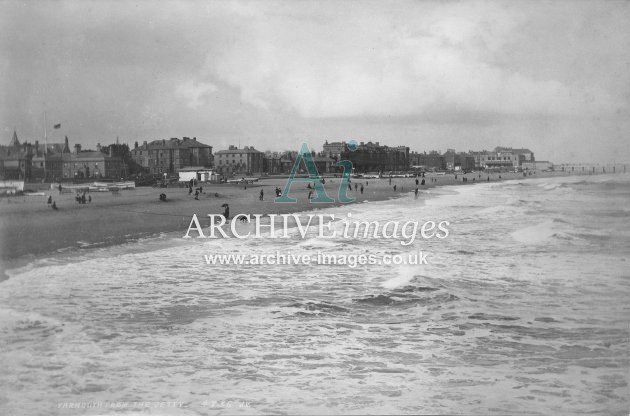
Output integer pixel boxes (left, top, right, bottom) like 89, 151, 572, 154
0, 170, 610, 277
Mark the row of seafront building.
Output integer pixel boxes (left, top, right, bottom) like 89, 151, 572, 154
1, 130, 549, 181
128, 139, 544, 175
0, 131, 126, 182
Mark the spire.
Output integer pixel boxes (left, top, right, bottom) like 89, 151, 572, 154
10, 130, 20, 147
62, 136, 71, 153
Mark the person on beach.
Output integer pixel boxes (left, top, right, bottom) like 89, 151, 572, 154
360, 185, 364, 194
348, 183, 352, 192
188, 186, 192, 195
199, 186, 203, 193
58, 184, 62, 193
47, 195, 52, 204
308, 190, 313, 199
88, 195, 92, 203
223, 204, 230, 220
421, 178, 425, 185
259, 189, 264, 201
393, 185, 397, 191
414, 188, 419, 198
195, 190, 199, 200
415, 178, 419, 186
52, 201, 57, 210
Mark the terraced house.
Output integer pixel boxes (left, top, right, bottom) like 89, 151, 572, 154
215, 145, 264, 176
130, 137, 213, 176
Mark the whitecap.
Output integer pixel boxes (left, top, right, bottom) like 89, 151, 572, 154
511, 220, 556, 244
381, 265, 417, 290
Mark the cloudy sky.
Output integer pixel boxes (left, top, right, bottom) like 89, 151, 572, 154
1, 0, 628, 163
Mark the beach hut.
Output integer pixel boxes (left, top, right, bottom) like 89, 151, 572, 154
178, 167, 217, 183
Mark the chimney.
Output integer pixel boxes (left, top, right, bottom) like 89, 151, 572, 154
143, 141, 147, 147
96, 143, 101, 152
134, 141, 138, 149
162, 139, 166, 146
35, 140, 39, 154
193, 137, 197, 141
74, 144, 81, 154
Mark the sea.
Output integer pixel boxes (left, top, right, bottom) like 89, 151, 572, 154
1, 174, 628, 415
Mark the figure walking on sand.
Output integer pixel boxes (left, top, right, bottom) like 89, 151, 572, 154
259, 189, 264, 201
222, 203, 230, 220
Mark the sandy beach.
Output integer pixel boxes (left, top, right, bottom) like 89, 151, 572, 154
0, 170, 578, 274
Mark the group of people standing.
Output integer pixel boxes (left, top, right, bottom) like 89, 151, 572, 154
187, 179, 204, 200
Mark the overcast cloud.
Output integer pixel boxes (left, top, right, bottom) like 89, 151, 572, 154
1, 0, 628, 163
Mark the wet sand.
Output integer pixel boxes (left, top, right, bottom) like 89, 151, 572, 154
0, 171, 575, 274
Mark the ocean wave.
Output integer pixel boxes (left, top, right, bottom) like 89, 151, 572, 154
511, 220, 557, 244
0, 308, 64, 338
353, 284, 456, 308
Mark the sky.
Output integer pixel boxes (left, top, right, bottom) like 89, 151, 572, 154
1, 0, 628, 163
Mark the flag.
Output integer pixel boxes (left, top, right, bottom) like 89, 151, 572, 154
54, 123, 61, 129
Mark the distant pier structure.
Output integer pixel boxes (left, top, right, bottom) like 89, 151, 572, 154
556, 163, 628, 174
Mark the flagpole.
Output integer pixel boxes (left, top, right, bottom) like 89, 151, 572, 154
44, 112, 48, 182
